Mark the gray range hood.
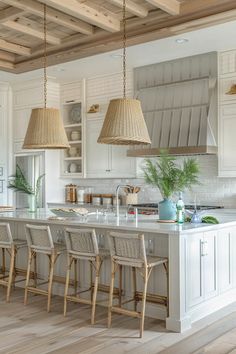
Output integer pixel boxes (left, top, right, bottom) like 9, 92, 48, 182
127, 53, 218, 157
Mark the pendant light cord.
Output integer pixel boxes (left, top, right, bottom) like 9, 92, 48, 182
123, 0, 126, 99
43, 4, 47, 109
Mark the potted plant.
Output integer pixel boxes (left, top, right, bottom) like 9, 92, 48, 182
8, 164, 45, 213
142, 151, 200, 220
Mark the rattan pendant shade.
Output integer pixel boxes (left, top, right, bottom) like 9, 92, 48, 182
97, 0, 151, 146
97, 98, 151, 145
23, 108, 70, 149
23, 4, 69, 150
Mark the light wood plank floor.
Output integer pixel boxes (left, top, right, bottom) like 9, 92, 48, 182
0, 288, 236, 354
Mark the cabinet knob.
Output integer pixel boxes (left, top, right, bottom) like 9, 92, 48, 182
105, 169, 111, 172
66, 100, 75, 103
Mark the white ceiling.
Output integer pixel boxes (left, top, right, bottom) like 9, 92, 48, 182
1, 19, 236, 83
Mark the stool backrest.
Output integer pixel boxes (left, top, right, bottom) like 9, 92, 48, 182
25, 224, 54, 252
107, 232, 147, 267
65, 228, 98, 259
0, 223, 13, 248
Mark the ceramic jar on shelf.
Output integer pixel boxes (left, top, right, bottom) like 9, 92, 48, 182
68, 147, 77, 157
70, 130, 81, 141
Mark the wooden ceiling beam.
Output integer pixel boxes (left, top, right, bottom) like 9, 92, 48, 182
145, 0, 180, 15
0, 38, 31, 56
0, 50, 15, 62
0, 59, 14, 70
0, 5, 25, 22
39, 0, 120, 32
109, 0, 148, 18
2, 19, 61, 45
1, 0, 93, 35
180, 0, 236, 15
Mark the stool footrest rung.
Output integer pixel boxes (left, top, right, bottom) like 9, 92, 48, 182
0, 279, 8, 286
26, 287, 48, 296
111, 306, 141, 318
135, 291, 167, 306
66, 295, 92, 305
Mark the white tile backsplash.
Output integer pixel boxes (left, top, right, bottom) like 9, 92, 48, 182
61, 155, 236, 208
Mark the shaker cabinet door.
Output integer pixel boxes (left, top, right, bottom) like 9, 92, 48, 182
203, 231, 218, 300
218, 228, 233, 293
219, 105, 236, 177
186, 233, 204, 309
86, 118, 110, 178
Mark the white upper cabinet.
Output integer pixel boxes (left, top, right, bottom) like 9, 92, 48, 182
86, 117, 136, 178
85, 72, 136, 178
12, 79, 60, 154
219, 50, 236, 177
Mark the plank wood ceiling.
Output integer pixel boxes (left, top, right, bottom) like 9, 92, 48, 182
0, 0, 236, 73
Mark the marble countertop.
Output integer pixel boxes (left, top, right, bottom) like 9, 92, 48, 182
0, 208, 236, 235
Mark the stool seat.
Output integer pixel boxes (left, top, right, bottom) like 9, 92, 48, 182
147, 256, 168, 268
13, 239, 27, 248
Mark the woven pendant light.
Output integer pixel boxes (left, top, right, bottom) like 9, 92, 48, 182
23, 5, 69, 150
97, 0, 151, 146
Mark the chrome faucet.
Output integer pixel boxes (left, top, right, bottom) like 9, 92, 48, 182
115, 184, 130, 219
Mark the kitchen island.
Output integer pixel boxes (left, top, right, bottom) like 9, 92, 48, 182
0, 209, 236, 333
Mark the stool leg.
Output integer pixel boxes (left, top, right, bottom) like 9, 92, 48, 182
90, 261, 93, 302
132, 267, 137, 311
163, 261, 169, 317
108, 260, 116, 328
64, 255, 72, 317
6, 247, 15, 302
47, 253, 55, 313
33, 253, 37, 287
91, 256, 100, 325
24, 250, 33, 305
12, 247, 17, 290
139, 267, 148, 338
74, 259, 78, 296
2, 248, 5, 275
118, 265, 122, 307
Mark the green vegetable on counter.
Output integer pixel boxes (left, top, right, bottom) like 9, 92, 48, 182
201, 216, 219, 224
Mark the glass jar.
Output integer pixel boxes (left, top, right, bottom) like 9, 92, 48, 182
92, 194, 101, 206
84, 187, 93, 203
102, 194, 113, 207
65, 184, 77, 203
77, 187, 85, 203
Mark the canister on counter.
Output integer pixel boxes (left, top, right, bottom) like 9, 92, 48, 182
113, 195, 121, 206
77, 187, 85, 203
102, 194, 113, 207
65, 184, 77, 203
92, 194, 102, 206
84, 187, 93, 203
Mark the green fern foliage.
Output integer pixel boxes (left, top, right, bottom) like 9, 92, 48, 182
8, 164, 45, 196
142, 151, 200, 199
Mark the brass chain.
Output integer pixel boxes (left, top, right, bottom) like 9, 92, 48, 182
123, 0, 126, 99
43, 4, 47, 109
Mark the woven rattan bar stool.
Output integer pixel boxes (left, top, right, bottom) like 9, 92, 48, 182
24, 224, 65, 312
0, 223, 27, 302
64, 228, 112, 325
107, 231, 168, 338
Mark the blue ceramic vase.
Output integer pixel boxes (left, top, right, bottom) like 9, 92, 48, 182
158, 198, 177, 220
